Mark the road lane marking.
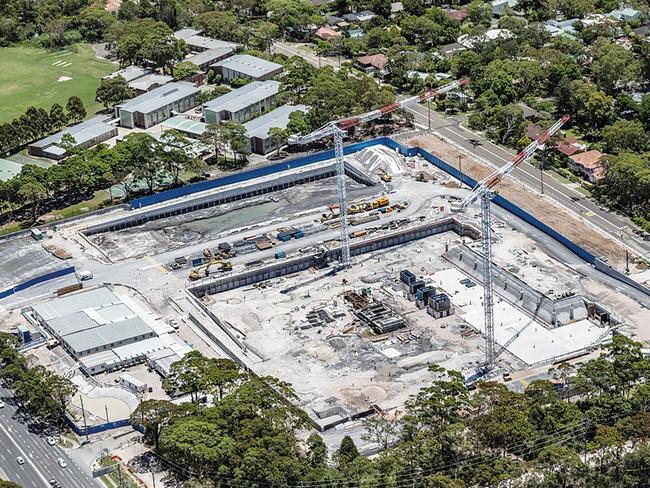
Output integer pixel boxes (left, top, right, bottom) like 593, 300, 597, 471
0, 422, 49, 487
144, 255, 168, 274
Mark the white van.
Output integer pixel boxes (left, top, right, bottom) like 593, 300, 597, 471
77, 270, 93, 282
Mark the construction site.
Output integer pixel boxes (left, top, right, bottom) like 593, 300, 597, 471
1, 84, 649, 447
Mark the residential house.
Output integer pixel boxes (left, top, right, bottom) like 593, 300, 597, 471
491, 0, 518, 17
202, 80, 281, 124
457, 29, 514, 48
517, 102, 539, 120
633, 25, 649, 38
443, 8, 468, 21
569, 150, 606, 182
356, 54, 387, 74
243, 105, 308, 155
544, 19, 579, 38
210, 54, 283, 83
173, 28, 202, 40
343, 10, 376, 22
348, 28, 365, 38
28, 116, 118, 160
315, 26, 343, 41
526, 123, 584, 156
439, 42, 467, 57
115, 82, 200, 129
609, 7, 642, 21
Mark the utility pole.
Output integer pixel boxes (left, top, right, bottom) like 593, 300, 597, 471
79, 395, 89, 442
625, 249, 630, 274
427, 101, 431, 130
458, 154, 463, 174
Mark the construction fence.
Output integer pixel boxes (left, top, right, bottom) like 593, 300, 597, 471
0, 266, 76, 300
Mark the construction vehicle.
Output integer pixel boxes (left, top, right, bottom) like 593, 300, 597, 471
378, 169, 392, 182
189, 260, 233, 281
289, 78, 469, 269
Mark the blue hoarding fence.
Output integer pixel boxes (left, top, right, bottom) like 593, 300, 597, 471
0, 266, 76, 300
65, 413, 130, 437
123, 134, 648, 296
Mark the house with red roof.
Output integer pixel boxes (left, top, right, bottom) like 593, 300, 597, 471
569, 150, 606, 182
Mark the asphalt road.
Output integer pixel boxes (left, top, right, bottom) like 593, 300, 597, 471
404, 102, 650, 258
271, 41, 340, 69
0, 385, 100, 488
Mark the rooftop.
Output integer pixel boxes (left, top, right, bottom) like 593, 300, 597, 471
186, 47, 234, 66
184, 35, 237, 51
0, 158, 23, 182
243, 104, 308, 139
129, 73, 173, 92
162, 115, 207, 137
173, 28, 202, 40
315, 26, 343, 40
203, 80, 280, 113
104, 66, 151, 82
357, 53, 387, 70
211, 54, 283, 79
117, 82, 200, 114
570, 150, 605, 169
29, 115, 116, 150
63, 317, 153, 354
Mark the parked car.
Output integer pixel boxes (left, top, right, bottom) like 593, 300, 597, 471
46, 436, 57, 446
0, 400, 5, 408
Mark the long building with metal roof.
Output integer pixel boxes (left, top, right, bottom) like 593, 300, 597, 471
27, 115, 118, 160
115, 81, 201, 129
202, 80, 280, 124
243, 104, 308, 155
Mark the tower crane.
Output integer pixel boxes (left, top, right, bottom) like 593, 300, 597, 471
451, 115, 570, 373
288, 79, 469, 269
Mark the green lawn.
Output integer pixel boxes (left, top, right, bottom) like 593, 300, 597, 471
0, 44, 115, 123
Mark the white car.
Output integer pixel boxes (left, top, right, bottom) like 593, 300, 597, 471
16, 456, 25, 465
0, 401, 5, 408
56, 457, 67, 468
46, 436, 57, 446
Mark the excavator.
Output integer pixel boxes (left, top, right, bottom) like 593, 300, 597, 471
378, 169, 392, 182
189, 260, 233, 281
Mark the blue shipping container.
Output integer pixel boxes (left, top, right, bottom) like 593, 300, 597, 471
293, 230, 305, 239
191, 258, 203, 267
277, 233, 291, 242
275, 250, 286, 259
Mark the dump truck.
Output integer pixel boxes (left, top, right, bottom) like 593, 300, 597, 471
378, 169, 392, 182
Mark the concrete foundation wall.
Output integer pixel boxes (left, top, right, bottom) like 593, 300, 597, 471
84, 161, 377, 236
189, 218, 480, 298
444, 245, 588, 327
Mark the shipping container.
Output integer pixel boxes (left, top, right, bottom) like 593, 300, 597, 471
293, 230, 305, 239
277, 233, 291, 242
275, 250, 287, 259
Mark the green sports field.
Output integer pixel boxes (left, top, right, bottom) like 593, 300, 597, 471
0, 44, 115, 123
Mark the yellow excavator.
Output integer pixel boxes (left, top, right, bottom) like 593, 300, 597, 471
378, 169, 392, 182
189, 260, 233, 281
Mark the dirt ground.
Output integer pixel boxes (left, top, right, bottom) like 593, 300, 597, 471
407, 134, 626, 267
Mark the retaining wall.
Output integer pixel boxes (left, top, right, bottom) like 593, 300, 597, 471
85, 161, 377, 235
189, 217, 479, 297
64, 412, 129, 437
0, 266, 76, 300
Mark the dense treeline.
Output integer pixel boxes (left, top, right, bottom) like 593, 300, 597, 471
133, 335, 650, 487
0, 333, 76, 424
0, 97, 86, 156
0, 130, 200, 223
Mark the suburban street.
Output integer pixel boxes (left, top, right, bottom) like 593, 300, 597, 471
404, 102, 650, 258
0, 384, 100, 488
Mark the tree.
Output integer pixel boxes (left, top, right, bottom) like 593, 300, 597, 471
194, 11, 246, 44
306, 433, 327, 467
131, 400, 180, 450
591, 42, 640, 94
567, 80, 613, 129
122, 133, 161, 194
268, 127, 288, 157
336, 435, 359, 468
0, 480, 22, 488
163, 350, 212, 402
78, 7, 115, 42
157, 130, 199, 186
467, 0, 492, 25
139, 22, 187, 74
18, 179, 47, 221
602, 120, 649, 154
264, 0, 316, 36
287, 110, 310, 135
206, 358, 242, 401
202, 123, 228, 161
639, 94, 650, 130
115, 33, 143, 67
222, 122, 251, 165
172, 61, 198, 81
49, 103, 68, 131
95, 76, 134, 110
66, 96, 86, 123
362, 413, 398, 450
